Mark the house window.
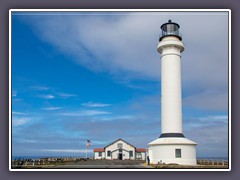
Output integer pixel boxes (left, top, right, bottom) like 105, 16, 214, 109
129, 151, 133, 157
119, 149, 122, 153
99, 152, 102, 157
107, 151, 111, 157
175, 149, 181, 158
117, 143, 123, 149
136, 153, 142, 159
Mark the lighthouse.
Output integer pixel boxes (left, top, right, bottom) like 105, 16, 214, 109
148, 20, 197, 165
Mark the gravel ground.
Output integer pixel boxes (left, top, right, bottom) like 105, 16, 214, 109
50, 159, 150, 169
13, 159, 228, 170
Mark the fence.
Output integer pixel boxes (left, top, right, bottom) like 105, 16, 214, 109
197, 159, 228, 166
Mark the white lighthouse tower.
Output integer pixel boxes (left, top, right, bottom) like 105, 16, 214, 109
148, 20, 197, 165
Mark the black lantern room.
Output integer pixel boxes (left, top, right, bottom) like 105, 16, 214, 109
159, 20, 182, 41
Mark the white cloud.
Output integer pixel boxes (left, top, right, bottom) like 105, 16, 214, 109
199, 115, 228, 123
81, 102, 111, 107
32, 87, 77, 99
12, 117, 30, 126
41, 107, 62, 110
25, 12, 228, 84
12, 90, 17, 97
40, 149, 90, 153
185, 122, 228, 157
184, 115, 228, 129
57, 93, 77, 98
183, 90, 228, 111
12, 111, 26, 115
60, 110, 111, 116
92, 115, 138, 122
183, 114, 228, 157
38, 94, 55, 99
22, 12, 228, 114
30, 86, 49, 91
14, 138, 37, 143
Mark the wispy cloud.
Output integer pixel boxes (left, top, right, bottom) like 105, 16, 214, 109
37, 94, 55, 99
12, 91, 17, 97
23, 13, 229, 121
30, 86, 49, 91
185, 121, 228, 157
30, 85, 77, 99
92, 115, 138, 122
12, 117, 30, 126
57, 93, 77, 98
40, 149, 90, 153
81, 102, 111, 107
14, 138, 37, 143
13, 98, 22, 102
184, 115, 228, 129
24, 12, 228, 86
41, 107, 62, 110
199, 115, 228, 123
183, 91, 228, 111
12, 111, 26, 115
36, 91, 77, 99
60, 110, 111, 116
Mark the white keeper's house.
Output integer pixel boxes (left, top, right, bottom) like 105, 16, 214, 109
93, 138, 146, 160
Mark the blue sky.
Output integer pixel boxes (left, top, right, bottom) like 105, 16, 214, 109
11, 11, 229, 158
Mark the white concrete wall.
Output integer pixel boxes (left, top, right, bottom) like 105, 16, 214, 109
149, 144, 196, 165
148, 149, 153, 163
111, 150, 118, 160
137, 152, 146, 160
124, 150, 130, 160
141, 152, 146, 160
157, 36, 185, 134
94, 152, 105, 159
148, 34, 197, 166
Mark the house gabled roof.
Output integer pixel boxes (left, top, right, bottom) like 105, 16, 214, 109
104, 138, 136, 149
93, 148, 105, 152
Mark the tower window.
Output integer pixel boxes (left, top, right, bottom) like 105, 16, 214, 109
175, 149, 181, 158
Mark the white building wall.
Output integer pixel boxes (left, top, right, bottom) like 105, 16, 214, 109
94, 139, 146, 160
141, 152, 146, 160
94, 152, 105, 159
158, 37, 184, 134
105, 139, 135, 160
136, 152, 146, 160
148, 149, 153, 162
124, 150, 130, 160
149, 144, 196, 165
111, 151, 118, 160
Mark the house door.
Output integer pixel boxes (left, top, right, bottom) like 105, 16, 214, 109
118, 153, 123, 160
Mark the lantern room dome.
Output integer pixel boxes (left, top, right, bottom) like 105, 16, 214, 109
159, 20, 182, 41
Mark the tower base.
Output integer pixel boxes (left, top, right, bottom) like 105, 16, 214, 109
148, 137, 197, 165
